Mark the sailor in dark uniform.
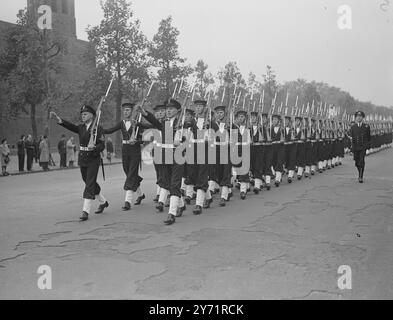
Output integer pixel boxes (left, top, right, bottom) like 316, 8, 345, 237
270, 114, 284, 187
249, 111, 264, 194
50, 106, 109, 221
294, 116, 306, 180
102, 99, 145, 211
349, 111, 371, 183
138, 99, 185, 225
209, 105, 233, 206
232, 108, 251, 199
283, 115, 296, 183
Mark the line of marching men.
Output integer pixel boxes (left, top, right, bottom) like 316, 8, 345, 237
50, 99, 392, 223
133, 98, 356, 225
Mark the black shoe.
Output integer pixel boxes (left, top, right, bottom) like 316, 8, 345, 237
311, 171, 315, 176
176, 205, 186, 217
266, 184, 271, 191
203, 198, 213, 209
327, 165, 331, 170
228, 191, 233, 201
305, 173, 309, 178
288, 177, 293, 184
165, 200, 170, 208
275, 181, 280, 187
153, 195, 159, 203
219, 198, 226, 207
359, 177, 364, 183
184, 196, 191, 205
297, 175, 302, 181
164, 214, 176, 225
95, 201, 109, 214
156, 202, 164, 213
240, 192, 246, 200
319, 169, 323, 173
134, 194, 145, 205
253, 188, 260, 194
80, 211, 89, 221
122, 201, 131, 211
193, 205, 202, 215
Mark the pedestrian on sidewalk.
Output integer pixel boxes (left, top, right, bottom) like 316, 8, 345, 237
349, 111, 371, 183
66, 136, 76, 168
17, 135, 26, 172
39, 136, 50, 171
25, 135, 35, 171
0, 139, 10, 176
58, 134, 67, 168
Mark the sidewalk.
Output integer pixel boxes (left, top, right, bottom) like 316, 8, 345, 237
0, 152, 122, 177
1, 149, 153, 177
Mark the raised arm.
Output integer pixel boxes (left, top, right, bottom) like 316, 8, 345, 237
50, 111, 79, 134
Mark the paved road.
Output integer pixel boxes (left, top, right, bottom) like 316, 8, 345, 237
1, 149, 393, 299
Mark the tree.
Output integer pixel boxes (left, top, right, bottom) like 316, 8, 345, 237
262, 65, 278, 105
194, 59, 214, 98
149, 16, 192, 101
217, 61, 246, 106
87, 0, 149, 154
0, 9, 62, 139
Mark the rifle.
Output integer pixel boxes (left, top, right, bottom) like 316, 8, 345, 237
134, 81, 155, 138
88, 78, 114, 149
178, 80, 196, 137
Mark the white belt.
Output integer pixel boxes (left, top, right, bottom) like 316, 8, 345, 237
296, 141, 305, 144
80, 147, 90, 151
311, 140, 317, 143
161, 143, 175, 148
214, 141, 229, 146
284, 142, 294, 145
122, 140, 135, 145
272, 141, 281, 144
235, 142, 250, 146
190, 139, 206, 144
252, 142, 264, 146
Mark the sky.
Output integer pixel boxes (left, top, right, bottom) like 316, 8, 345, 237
1, 0, 393, 107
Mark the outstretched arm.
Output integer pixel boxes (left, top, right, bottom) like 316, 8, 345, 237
50, 111, 79, 134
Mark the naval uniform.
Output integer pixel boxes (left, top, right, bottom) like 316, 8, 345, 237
58, 118, 107, 219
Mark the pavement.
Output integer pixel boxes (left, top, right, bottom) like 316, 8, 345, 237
0, 148, 393, 300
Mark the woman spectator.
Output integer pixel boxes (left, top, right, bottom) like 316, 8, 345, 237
66, 136, 76, 168
0, 139, 10, 176
39, 136, 50, 171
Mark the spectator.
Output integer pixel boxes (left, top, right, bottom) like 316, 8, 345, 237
58, 134, 67, 168
66, 136, 76, 168
39, 136, 50, 171
17, 135, 26, 172
33, 138, 40, 163
0, 139, 10, 176
25, 134, 35, 171
106, 137, 114, 164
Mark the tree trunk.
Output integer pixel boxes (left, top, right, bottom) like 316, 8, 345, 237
30, 103, 38, 140
115, 63, 122, 157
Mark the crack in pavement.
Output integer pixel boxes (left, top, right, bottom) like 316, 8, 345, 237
14, 241, 42, 251
0, 253, 26, 263
290, 289, 342, 300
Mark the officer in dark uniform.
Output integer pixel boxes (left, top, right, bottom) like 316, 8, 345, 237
102, 99, 145, 211
349, 111, 371, 183
51, 106, 109, 221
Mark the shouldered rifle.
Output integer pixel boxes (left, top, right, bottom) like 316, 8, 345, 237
88, 78, 114, 149
134, 81, 155, 138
